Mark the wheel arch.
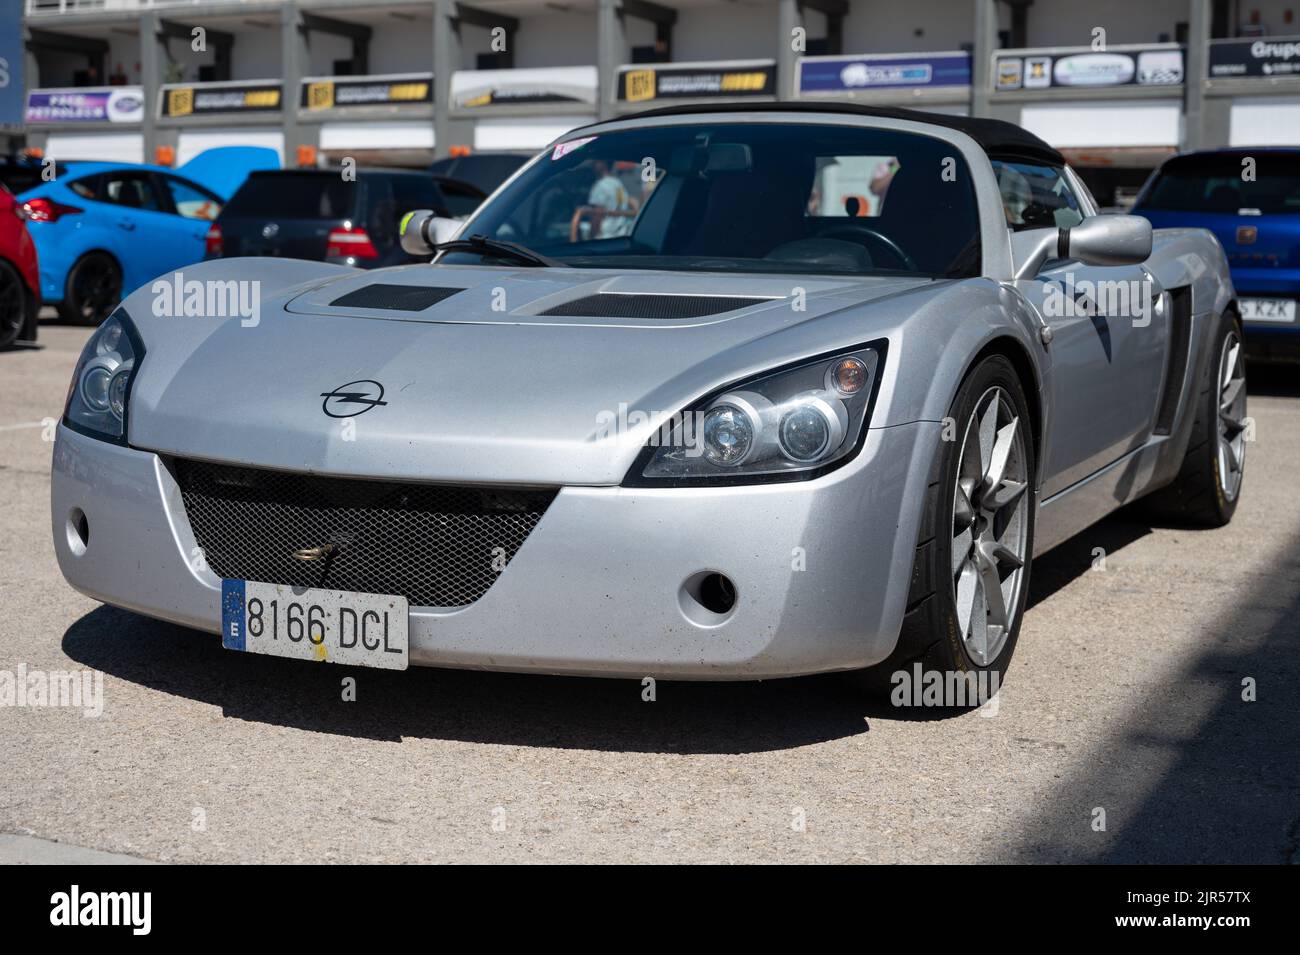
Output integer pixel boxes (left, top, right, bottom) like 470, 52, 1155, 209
0, 254, 37, 343
958, 335, 1044, 475
57, 247, 126, 324
62, 246, 125, 302
68, 246, 125, 277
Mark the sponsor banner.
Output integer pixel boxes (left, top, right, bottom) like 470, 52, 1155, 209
798, 52, 971, 94
0, 0, 21, 126
995, 47, 1184, 90
24, 87, 144, 125
1209, 36, 1300, 78
618, 60, 776, 102
302, 73, 432, 110
160, 81, 282, 118
451, 65, 598, 109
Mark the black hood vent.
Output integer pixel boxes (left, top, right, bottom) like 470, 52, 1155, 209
330, 284, 464, 312
539, 293, 778, 320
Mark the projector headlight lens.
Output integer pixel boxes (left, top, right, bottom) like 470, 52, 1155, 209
702, 404, 754, 467
781, 405, 831, 461
108, 367, 132, 419
80, 363, 114, 413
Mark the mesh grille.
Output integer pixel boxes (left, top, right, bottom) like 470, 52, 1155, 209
539, 293, 775, 319
175, 460, 555, 607
330, 284, 463, 311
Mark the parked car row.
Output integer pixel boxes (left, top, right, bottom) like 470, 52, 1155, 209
4, 141, 1295, 364
0, 147, 278, 334
0, 150, 517, 347
203, 168, 484, 270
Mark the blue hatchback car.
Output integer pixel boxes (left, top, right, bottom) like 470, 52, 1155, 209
18, 146, 278, 324
1133, 148, 1300, 361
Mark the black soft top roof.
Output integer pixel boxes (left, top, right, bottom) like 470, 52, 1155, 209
611, 101, 1065, 167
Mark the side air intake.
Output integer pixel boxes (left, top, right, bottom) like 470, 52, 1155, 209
538, 293, 779, 319
330, 284, 464, 312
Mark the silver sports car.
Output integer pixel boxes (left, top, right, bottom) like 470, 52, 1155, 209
52, 104, 1243, 694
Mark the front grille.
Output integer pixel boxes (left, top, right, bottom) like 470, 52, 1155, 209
175, 460, 555, 607
539, 293, 777, 319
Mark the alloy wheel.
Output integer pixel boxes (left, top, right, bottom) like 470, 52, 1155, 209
951, 386, 1030, 666
1216, 330, 1247, 502
74, 257, 121, 323
0, 268, 22, 345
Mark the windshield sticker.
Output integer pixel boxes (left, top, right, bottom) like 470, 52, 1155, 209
552, 136, 596, 160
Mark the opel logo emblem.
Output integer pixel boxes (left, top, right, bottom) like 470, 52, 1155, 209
320, 379, 388, 418
293, 543, 338, 562
262, 222, 279, 239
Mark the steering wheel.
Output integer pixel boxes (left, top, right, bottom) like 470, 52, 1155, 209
820, 225, 919, 272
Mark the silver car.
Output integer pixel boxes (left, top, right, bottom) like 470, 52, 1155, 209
52, 104, 1244, 695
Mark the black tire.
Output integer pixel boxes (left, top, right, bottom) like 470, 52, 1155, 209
1142, 312, 1245, 528
847, 354, 1037, 704
57, 251, 122, 326
0, 259, 27, 349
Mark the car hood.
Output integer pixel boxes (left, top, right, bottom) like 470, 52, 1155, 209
124, 260, 937, 485
177, 146, 281, 200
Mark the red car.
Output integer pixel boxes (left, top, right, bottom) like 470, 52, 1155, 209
0, 183, 40, 348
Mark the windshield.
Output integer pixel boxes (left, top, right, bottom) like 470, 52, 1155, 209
445, 122, 981, 277
1140, 153, 1300, 215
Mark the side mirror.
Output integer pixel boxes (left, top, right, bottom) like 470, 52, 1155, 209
1012, 214, 1153, 280
399, 210, 461, 255
1065, 214, 1152, 267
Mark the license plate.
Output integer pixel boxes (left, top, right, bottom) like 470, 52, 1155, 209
1239, 298, 1296, 323
221, 580, 409, 670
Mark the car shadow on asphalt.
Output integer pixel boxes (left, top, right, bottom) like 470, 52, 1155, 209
59, 506, 1171, 751
1009, 521, 1300, 863
61, 605, 886, 753
1246, 361, 1300, 399
1027, 514, 1154, 610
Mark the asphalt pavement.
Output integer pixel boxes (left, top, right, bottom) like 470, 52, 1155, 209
2, 323, 1298, 863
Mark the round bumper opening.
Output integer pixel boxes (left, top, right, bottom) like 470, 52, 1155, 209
678, 571, 738, 627
66, 507, 89, 556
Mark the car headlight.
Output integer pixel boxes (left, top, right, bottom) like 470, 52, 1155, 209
626, 342, 885, 486
64, 310, 144, 444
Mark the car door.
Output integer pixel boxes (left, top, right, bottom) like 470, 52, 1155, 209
998, 160, 1169, 498
157, 173, 224, 269
94, 170, 197, 288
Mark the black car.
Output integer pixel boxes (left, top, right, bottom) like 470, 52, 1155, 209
431, 175, 487, 217
0, 156, 76, 196
207, 168, 460, 267
429, 152, 529, 196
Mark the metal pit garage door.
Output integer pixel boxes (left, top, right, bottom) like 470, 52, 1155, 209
45, 132, 144, 163
176, 129, 285, 165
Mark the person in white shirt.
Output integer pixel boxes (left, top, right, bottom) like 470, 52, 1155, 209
587, 160, 634, 238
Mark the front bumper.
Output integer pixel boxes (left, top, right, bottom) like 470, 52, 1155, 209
51, 420, 935, 679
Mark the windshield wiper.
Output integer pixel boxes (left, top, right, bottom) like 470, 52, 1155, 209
435, 233, 562, 268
